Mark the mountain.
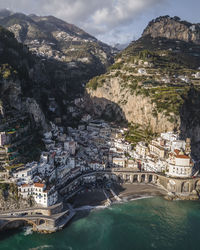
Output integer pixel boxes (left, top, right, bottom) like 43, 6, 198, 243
85, 16, 200, 157
113, 43, 129, 51
0, 25, 49, 165
0, 11, 115, 75
0, 9, 13, 19
143, 16, 200, 45
0, 10, 117, 127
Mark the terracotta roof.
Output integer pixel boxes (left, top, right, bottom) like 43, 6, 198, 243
175, 155, 190, 159
34, 183, 45, 188
174, 149, 180, 155
21, 184, 29, 187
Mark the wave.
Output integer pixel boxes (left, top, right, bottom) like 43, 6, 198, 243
130, 195, 153, 201
29, 245, 53, 250
75, 196, 153, 211
23, 226, 33, 236
74, 205, 108, 211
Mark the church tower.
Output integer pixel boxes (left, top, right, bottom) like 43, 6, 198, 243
185, 138, 191, 155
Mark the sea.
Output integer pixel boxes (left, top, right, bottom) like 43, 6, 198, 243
1, 196, 200, 250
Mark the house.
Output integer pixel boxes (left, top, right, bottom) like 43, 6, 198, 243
149, 143, 165, 159
70, 167, 81, 178
127, 159, 138, 169
135, 142, 148, 158
40, 152, 49, 164
37, 163, 53, 176
67, 157, 75, 169
138, 68, 147, 75
171, 140, 186, 152
55, 151, 69, 165
194, 72, 200, 79
81, 114, 91, 122
167, 150, 194, 178
0, 132, 6, 146
83, 175, 96, 183
114, 140, 132, 152
18, 183, 58, 207
161, 132, 178, 142
12, 163, 38, 184
113, 157, 126, 168
88, 162, 105, 171
64, 141, 76, 155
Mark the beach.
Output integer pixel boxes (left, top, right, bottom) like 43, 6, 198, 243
69, 183, 167, 208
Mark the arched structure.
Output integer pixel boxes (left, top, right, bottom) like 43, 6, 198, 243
0, 218, 37, 231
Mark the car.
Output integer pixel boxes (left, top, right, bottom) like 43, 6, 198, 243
20, 213, 28, 216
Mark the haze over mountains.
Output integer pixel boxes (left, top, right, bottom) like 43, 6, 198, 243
0, 9, 118, 129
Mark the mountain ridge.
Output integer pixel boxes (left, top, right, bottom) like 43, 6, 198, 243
85, 16, 200, 157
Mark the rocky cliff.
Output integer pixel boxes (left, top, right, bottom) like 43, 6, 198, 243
142, 16, 200, 45
0, 10, 116, 91
0, 10, 117, 127
85, 16, 200, 155
86, 77, 178, 133
0, 26, 48, 128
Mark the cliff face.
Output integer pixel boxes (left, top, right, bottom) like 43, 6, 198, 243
86, 77, 179, 133
142, 16, 200, 45
0, 11, 116, 93
0, 10, 117, 128
85, 16, 200, 154
0, 26, 48, 129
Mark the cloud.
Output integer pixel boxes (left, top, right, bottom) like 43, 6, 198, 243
0, 0, 167, 43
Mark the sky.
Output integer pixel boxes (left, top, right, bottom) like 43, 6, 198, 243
0, 0, 199, 45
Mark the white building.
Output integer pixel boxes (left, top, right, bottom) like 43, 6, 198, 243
55, 151, 69, 165
0, 132, 6, 146
18, 183, 58, 207
37, 163, 54, 177
64, 141, 76, 155
160, 132, 178, 142
167, 150, 194, 178
12, 163, 38, 184
67, 157, 76, 169
138, 68, 147, 75
114, 140, 132, 152
171, 140, 186, 152
88, 162, 105, 171
135, 142, 148, 158
113, 157, 126, 168
194, 72, 200, 79
83, 175, 96, 183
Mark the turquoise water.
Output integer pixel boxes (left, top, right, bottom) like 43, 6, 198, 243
1, 197, 200, 250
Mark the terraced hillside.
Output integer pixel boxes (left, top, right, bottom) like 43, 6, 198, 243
85, 16, 200, 154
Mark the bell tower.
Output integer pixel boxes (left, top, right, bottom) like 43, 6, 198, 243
185, 138, 191, 155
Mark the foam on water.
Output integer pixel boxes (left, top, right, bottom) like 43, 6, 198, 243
74, 204, 108, 211
130, 195, 153, 201
29, 245, 53, 250
74, 196, 153, 211
23, 226, 33, 236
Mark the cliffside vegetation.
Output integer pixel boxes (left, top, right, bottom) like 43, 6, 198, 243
86, 16, 200, 150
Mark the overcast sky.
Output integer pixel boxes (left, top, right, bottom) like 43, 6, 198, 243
0, 0, 199, 45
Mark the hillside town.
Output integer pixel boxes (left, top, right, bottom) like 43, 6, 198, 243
0, 115, 198, 208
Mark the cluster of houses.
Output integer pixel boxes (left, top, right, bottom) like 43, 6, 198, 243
10, 119, 134, 207
2, 114, 197, 207
134, 132, 195, 178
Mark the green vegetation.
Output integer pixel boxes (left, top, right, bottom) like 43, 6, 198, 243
0, 64, 17, 79
86, 75, 106, 90
87, 33, 200, 122
124, 123, 158, 147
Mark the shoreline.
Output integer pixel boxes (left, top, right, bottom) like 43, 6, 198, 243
69, 183, 167, 210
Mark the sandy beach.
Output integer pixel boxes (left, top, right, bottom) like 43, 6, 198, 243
69, 183, 167, 208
